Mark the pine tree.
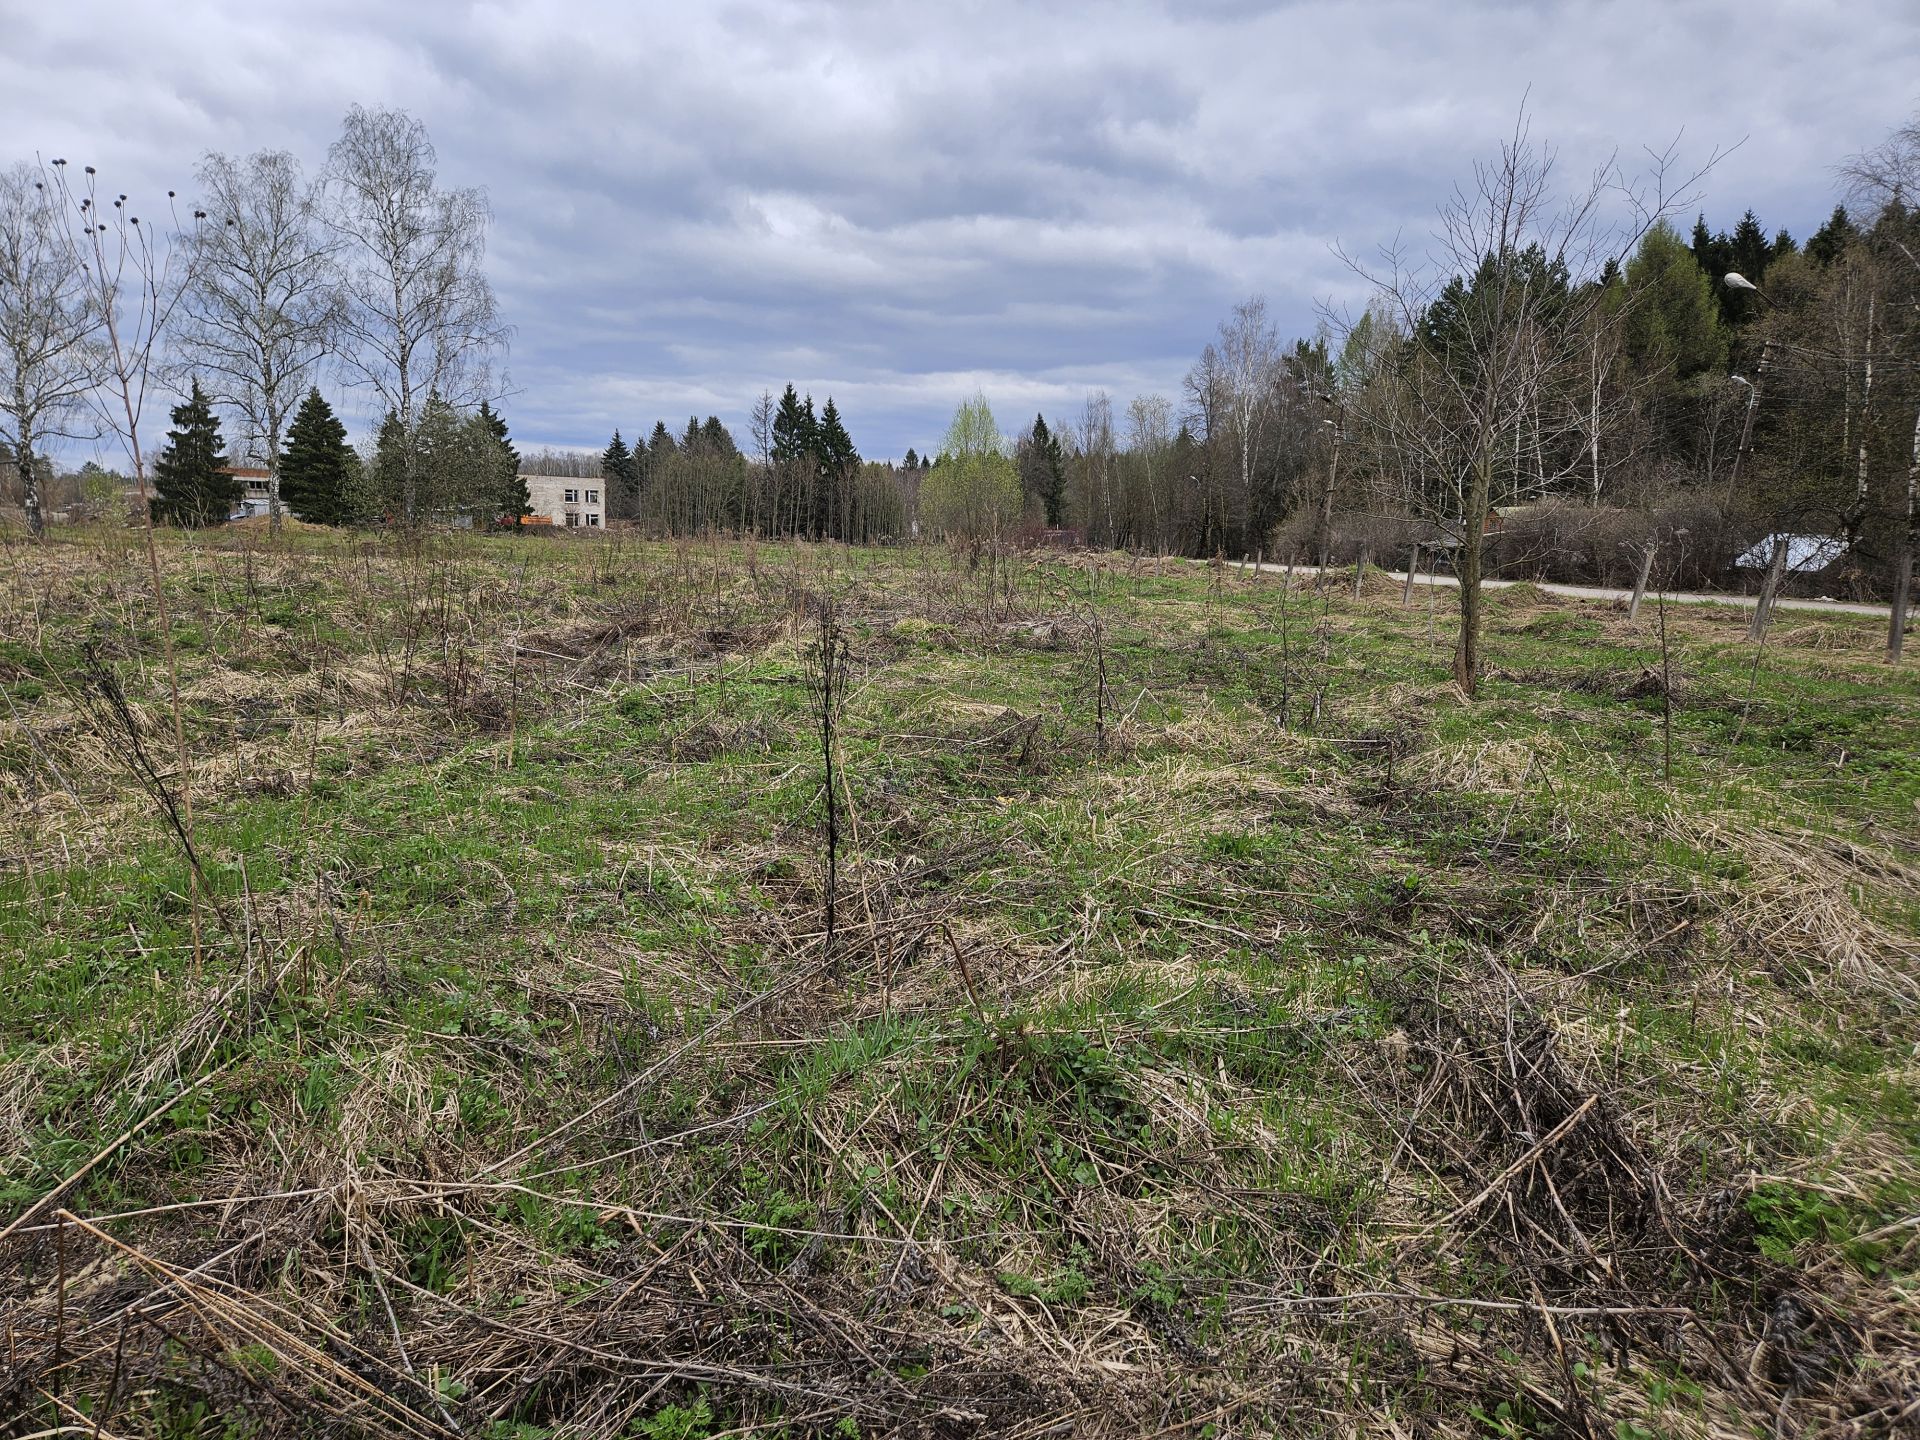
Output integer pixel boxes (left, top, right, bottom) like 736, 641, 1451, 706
902, 447, 918, 470
279, 387, 353, 525
153, 381, 235, 527
601, 429, 637, 519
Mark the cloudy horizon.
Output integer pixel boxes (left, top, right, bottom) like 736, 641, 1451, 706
7, 0, 1919, 464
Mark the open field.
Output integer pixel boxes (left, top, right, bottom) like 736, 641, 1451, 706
3, 528, 1919, 1439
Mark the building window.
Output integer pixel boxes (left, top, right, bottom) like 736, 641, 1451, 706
586, 513, 600, 526
564, 488, 579, 503
566, 511, 580, 527
585, 489, 599, 503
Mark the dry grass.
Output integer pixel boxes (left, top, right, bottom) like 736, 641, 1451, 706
2, 529, 1917, 1439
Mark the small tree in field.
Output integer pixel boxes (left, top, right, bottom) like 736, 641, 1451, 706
922, 393, 1021, 541
1341, 113, 1708, 694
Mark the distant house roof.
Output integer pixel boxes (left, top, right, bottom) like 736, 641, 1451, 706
1733, 534, 1847, 573
219, 466, 270, 480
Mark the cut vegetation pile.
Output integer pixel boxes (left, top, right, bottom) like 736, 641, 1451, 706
2, 528, 1918, 1439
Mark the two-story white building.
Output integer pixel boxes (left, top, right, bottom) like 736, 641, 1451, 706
222, 466, 276, 520
521, 475, 604, 529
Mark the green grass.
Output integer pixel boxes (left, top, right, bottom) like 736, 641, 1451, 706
1, 531, 1917, 1439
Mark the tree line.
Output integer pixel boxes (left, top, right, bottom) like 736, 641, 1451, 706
595, 387, 922, 542
1, 104, 513, 536
5, 103, 1915, 671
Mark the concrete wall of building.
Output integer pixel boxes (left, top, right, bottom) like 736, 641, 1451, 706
521, 475, 605, 529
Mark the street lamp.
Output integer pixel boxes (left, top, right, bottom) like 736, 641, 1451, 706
1722, 271, 1775, 494
1727, 368, 1765, 492
1723, 270, 1778, 313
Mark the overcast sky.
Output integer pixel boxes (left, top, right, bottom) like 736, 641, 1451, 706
7, 0, 1919, 461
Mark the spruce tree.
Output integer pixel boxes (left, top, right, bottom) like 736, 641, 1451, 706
371, 411, 411, 523
701, 415, 736, 456
770, 386, 810, 536
817, 399, 856, 471
1019, 413, 1066, 525
903, 447, 918, 470
601, 429, 637, 518
800, 394, 824, 535
153, 381, 234, 527
478, 400, 518, 473
338, 447, 375, 526
1806, 206, 1859, 266
816, 398, 859, 538
476, 400, 527, 525
279, 387, 353, 525
412, 394, 465, 520
771, 386, 808, 465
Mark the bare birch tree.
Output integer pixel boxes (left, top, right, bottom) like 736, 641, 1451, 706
324, 105, 508, 521
0, 162, 99, 538
1182, 344, 1229, 552
1218, 296, 1281, 542
1078, 391, 1116, 546
748, 388, 775, 534
180, 149, 339, 532
1126, 392, 1173, 551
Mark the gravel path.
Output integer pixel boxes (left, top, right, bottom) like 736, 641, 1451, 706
1233, 560, 1896, 619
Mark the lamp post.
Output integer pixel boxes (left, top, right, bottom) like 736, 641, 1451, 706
1722, 274, 1784, 640
1315, 395, 1342, 571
